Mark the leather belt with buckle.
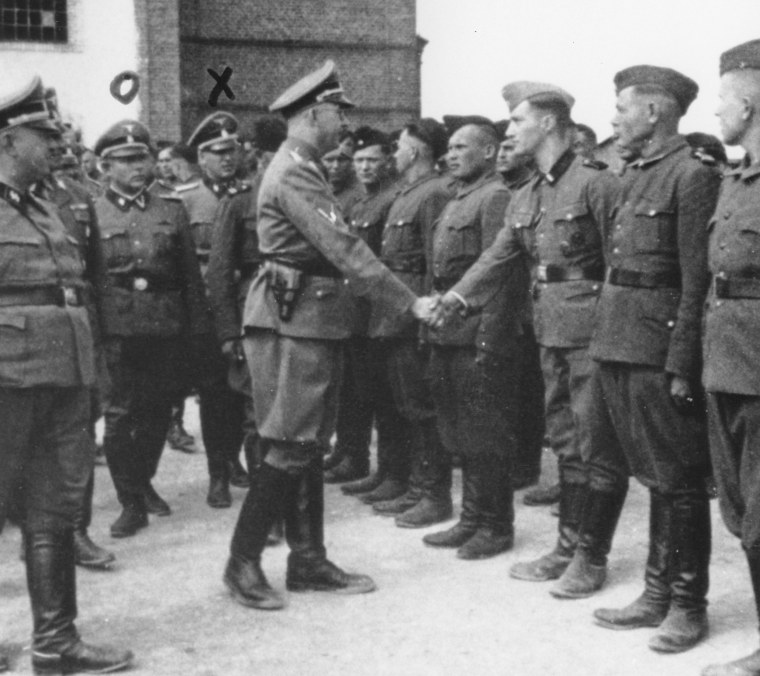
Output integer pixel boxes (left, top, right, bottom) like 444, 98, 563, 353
536, 264, 604, 283
0, 286, 83, 307
714, 272, 760, 299
607, 267, 681, 289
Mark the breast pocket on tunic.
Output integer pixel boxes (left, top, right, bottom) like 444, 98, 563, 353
632, 200, 676, 254
550, 203, 594, 257
512, 211, 537, 257
101, 229, 132, 267
385, 219, 421, 253
152, 223, 177, 258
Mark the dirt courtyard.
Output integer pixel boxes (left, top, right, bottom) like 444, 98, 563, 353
1, 400, 756, 675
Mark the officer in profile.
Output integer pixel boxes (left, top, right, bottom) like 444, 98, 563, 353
223, 60, 430, 610
0, 75, 133, 675
94, 120, 212, 537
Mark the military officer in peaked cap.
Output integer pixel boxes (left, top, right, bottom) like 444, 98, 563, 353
94, 119, 212, 537
175, 111, 252, 508
0, 76, 133, 674
591, 65, 720, 653
701, 39, 760, 676
223, 60, 431, 610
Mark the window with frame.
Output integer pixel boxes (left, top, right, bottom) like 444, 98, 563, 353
0, 0, 68, 44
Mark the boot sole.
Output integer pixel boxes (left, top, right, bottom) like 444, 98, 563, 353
286, 581, 376, 594
32, 655, 133, 675
593, 616, 664, 631
109, 520, 148, 539
223, 577, 285, 610
648, 630, 708, 653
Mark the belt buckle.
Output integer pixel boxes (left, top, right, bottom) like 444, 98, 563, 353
133, 277, 148, 291
62, 287, 78, 306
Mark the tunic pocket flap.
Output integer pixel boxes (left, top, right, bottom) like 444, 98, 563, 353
102, 229, 128, 240
552, 203, 589, 222
0, 314, 27, 330
512, 210, 535, 229
633, 202, 675, 217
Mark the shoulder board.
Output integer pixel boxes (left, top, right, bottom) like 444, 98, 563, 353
582, 158, 608, 170
173, 181, 200, 193
691, 149, 717, 166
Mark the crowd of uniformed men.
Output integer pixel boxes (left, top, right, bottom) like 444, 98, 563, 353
1, 36, 760, 676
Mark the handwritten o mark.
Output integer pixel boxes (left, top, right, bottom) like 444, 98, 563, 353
208, 67, 235, 107
110, 71, 140, 105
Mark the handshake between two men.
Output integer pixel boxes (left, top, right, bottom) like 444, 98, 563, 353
410, 292, 467, 330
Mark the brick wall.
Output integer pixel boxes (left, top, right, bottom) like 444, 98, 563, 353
176, 0, 422, 140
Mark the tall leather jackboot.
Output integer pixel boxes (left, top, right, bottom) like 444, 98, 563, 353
285, 459, 375, 594
457, 454, 514, 560
395, 418, 452, 528
594, 488, 671, 629
224, 459, 289, 610
702, 548, 760, 676
424, 458, 479, 548
649, 488, 710, 653
240, 437, 283, 547
551, 485, 628, 599
26, 530, 133, 675
73, 472, 115, 570
510, 477, 586, 581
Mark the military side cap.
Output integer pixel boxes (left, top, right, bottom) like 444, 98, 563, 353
251, 115, 287, 153
407, 118, 449, 159
501, 82, 575, 113
354, 126, 389, 151
0, 75, 61, 133
614, 65, 698, 114
720, 39, 760, 75
188, 111, 239, 152
95, 120, 151, 158
269, 60, 354, 118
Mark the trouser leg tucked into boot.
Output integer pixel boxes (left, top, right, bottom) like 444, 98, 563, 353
27, 529, 133, 675
224, 458, 289, 610
551, 485, 628, 599
285, 459, 375, 594
649, 488, 710, 653
594, 488, 671, 630
510, 477, 586, 581
457, 454, 514, 560
424, 459, 479, 548
73, 472, 115, 570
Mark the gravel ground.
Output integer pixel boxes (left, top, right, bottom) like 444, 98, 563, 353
1, 399, 756, 675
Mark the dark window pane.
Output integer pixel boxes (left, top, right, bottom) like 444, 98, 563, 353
29, 10, 41, 25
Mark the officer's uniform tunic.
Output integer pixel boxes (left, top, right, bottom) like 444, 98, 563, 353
452, 153, 625, 490
177, 177, 249, 481
590, 135, 720, 491
703, 156, 760, 551
0, 184, 95, 534
243, 138, 416, 471
95, 187, 211, 506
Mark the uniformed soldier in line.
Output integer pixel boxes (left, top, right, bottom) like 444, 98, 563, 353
429, 88, 627, 576
420, 117, 521, 559
573, 123, 598, 160
30, 134, 116, 570
155, 142, 178, 192
176, 112, 251, 506
367, 119, 456, 529
0, 76, 133, 675
94, 120, 212, 537
326, 127, 413, 497
701, 40, 760, 676
206, 115, 287, 513
223, 60, 430, 610
590, 67, 720, 653
321, 132, 362, 218
495, 137, 546, 493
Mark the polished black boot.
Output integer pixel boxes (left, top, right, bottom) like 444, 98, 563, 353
424, 460, 479, 548
457, 454, 514, 560
285, 460, 375, 594
224, 462, 289, 610
207, 475, 232, 509
395, 419, 452, 529
341, 470, 385, 496
142, 483, 170, 517
510, 478, 586, 581
649, 488, 710, 653
110, 494, 148, 539
229, 457, 250, 489
73, 473, 115, 570
594, 488, 671, 630
552, 485, 628, 599
26, 530, 133, 675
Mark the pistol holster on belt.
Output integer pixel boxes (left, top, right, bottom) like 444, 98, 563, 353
265, 261, 303, 321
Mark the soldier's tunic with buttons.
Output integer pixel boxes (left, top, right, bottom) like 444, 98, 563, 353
589, 135, 720, 490
243, 137, 416, 459
703, 155, 760, 550
0, 183, 96, 532
94, 186, 211, 501
450, 153, 623, 486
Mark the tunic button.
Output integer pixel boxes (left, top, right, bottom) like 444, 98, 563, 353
316, 290, 324, 298
134, 240, 140, 246
649, 209, 656, 216
592, 284, 599, 292
613, 247, 620, 254
616, 224, 622, 230
667, 320, 675, 328
716, 300, 723, 307
566, 213, 573, 219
